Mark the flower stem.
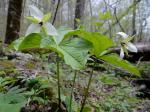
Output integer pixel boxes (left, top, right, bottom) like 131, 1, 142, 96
69, 70, 77, 112
56, 55, 61, 110
80, 63, 95, 112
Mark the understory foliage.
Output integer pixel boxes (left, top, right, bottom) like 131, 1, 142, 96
0, 5, 143, 112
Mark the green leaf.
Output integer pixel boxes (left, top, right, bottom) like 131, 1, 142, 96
75, 18, 81, 23
65, 30, 114, 56
41, 37, 92, 70
122, 36, 134, 44
10, 37, 25, 51
99, 54, 140, 76
42, 13, 51, 23
54, 27, 73, 45
0, 86, 26, 112
26, 16, 39, 23
40, 36, 58, 52
78, 106, 92, 112
99, 11, 112, 20
18, 33, 42, 51
94, 22, 104, 27
59, 39, 92, 70
0, 103, 25, 112
99, 75, 119, 85
11, 28, 92, 70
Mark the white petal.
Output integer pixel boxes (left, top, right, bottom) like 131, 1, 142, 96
29, 5, 43, 20
117, 32, 129, 39
120, 47, 124, 59
25, 24, 41, 36
45, 22, 58, 36
126, 42, 137, 52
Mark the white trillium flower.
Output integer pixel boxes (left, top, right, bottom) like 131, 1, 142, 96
25, 5, 58, 36
117, 32, 137, 59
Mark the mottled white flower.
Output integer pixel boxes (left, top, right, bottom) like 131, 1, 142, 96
25, 5, 57, 36
117, 32, 137, 59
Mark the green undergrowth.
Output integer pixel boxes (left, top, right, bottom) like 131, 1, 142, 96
138, 62, 150, 78
0, 54, 150, 112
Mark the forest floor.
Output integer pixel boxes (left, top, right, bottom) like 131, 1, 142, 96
0, 51, 150, 112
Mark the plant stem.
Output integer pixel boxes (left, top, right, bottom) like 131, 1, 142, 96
56, 55, 61, 110
0, 40, 4, 56
69, 70, 77, 112
80, 64, 95, 112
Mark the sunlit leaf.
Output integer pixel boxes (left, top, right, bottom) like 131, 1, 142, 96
26, 16, 39, 23
99, 11, 112, 20
19, 33, 42, 51
99, 54, 140, 76
65, 30, 114, 56
42, 13, 51, 23
122, 36, 134, 44
54, 27, 73, 45
78, 106, 92, 112
10, 37, 25, 51
41, 37, 92, 70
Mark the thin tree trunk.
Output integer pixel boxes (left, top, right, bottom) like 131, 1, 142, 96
88, 0, 93, 31
74, 0, 86, 29
60, 0, 63, 25
103, 0, 141, 35
68, 0, 73, 28
103, 0, 112, 38
132, 0, 137, 36
5, 0, 23, 44
52, 0, 61, 25
67, 0, 70, 26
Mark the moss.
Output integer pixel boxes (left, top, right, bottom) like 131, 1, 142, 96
0, 60, 15, 69
24, 61, 36, 69
0, 71, 6, 76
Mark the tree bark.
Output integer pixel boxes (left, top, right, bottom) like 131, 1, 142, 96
74, 0, 86, 29
88, 0, 93, 31
5, 0, 23, 44
132, 0, 137, 36
68, 0, 74, 28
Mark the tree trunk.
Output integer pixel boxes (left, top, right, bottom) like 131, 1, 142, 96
74, 0, 86, 29
132, 0, 137, 36
5, 0, 23, 44
88, 0, 93, 31
52, 0, 61, 25
68, 0, 74, 28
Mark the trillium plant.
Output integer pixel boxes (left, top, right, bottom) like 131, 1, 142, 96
11, 5, 140, 112
25, 5, 58, 36
117, 32, 138, 59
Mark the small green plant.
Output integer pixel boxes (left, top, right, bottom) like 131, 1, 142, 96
11, 5, 140, 112
0, 76, 16, 92
24, 76, 56, 105
0, 86, 26, 112
97, 74, 140, 112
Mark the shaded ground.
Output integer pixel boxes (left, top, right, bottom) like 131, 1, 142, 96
0, 52, 150, 112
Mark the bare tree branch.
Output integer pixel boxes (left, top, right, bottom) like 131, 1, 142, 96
52, 0, 61, 25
